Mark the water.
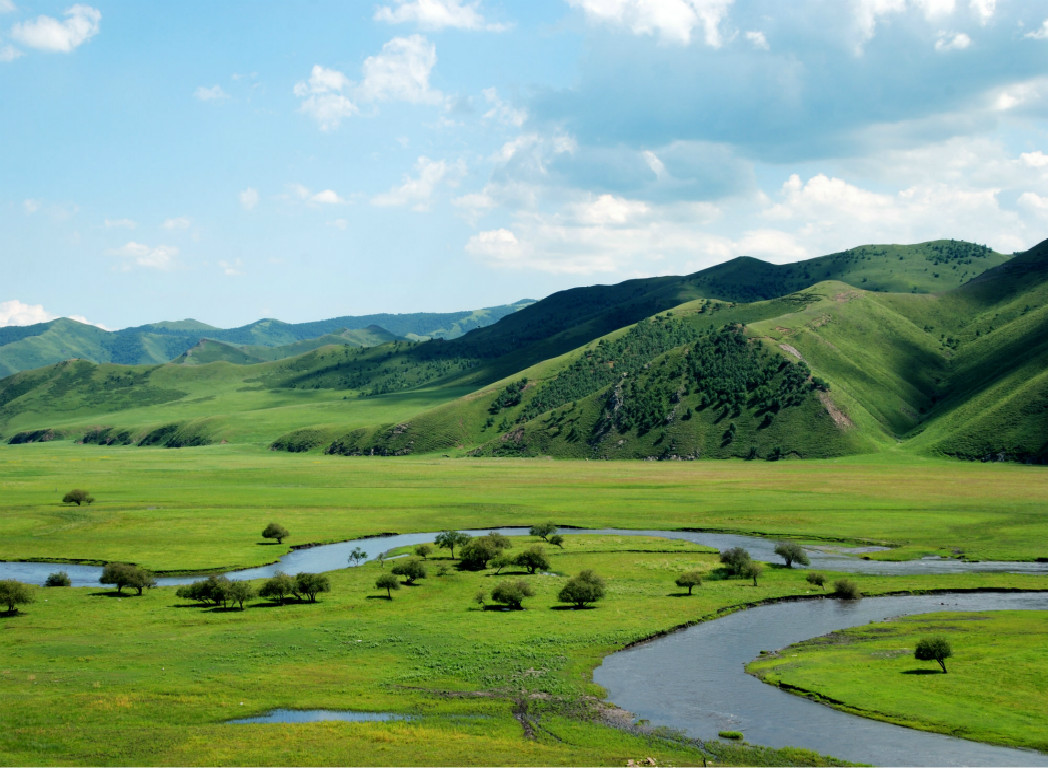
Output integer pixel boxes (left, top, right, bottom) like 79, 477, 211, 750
226, 709, 412, 724
5, 526, 1048, 586
594, 592, 1048, 766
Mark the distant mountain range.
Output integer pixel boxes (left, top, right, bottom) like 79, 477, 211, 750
2, 238, 1045, 463
0, 302, 534, 377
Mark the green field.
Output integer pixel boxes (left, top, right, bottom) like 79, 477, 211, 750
746, 610, 1048, 753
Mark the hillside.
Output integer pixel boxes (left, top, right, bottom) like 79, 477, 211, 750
1, 237, 1044, 462
0, 301, 534, 377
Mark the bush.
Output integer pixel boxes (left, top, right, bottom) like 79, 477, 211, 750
391, 558, 427, 584
915, 637, 953, 673
833, 578, 861, 600
62, 489, 94, 506
558, 569, 606, 608
458, 534, 512, 570
45, 571, 71, 587
719, 547, 751, 576
548, 534, 565, 548
414, 544, 433, 559
805, 572, 826, 590
513, 545, 550, 574
259, 571, 295, 603
490, 579, 535, 609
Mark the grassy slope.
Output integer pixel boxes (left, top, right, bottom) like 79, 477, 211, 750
2, 533, 1044, 766
746, 610, 1048, 753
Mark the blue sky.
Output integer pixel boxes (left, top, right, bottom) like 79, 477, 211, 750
2, 0, 1047, 330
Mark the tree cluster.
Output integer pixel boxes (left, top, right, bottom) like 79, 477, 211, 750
100, 563, 156, 595
257, 571, 330, 604
176, 576, 255, 609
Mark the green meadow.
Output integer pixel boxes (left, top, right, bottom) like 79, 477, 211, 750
746, 610, 1048, 753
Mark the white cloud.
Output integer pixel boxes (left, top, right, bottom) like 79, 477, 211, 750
239, 187, 259, 211
374, 0, 507, 31
23, 198, 40, 214
569, 0, 734, 46
934, 31, 970, 51
294, 64, 358, 131
745, 30, 768, 49
569, 193, 648, 225
161, 217, 190, 230
0, 44, 21, 61
110, 242, 178, 270
218, 258, 244, 276
11, 3, 100, 52
1021, 151, 1048, 168
194, 84, 229, 102
0, 1, 17, 13
372, 156, 454, 209
310, 189, 345, 204
465, 228, 525, 265
358, 35, 442, 104
969, 0, 995, 25
483, 87, 526, 127
1025, 20, 1048, 40
992, 78, 1048, 111
0, 299, 106, 328
104, 217, 136, 229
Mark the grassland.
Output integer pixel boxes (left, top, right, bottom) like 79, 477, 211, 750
3, 532, 1046, 766
746, 610, 1048, 753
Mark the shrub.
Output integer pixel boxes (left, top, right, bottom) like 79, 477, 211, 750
805, 572, 826, 590
62, 489, 94, 506
414, 544, 433, 559
490, 580, 535, 609
558, 569, 606, 608
259, 571, 295, 603
459, 534, 512, 570
719, 547, 751, 576
391, 558, 427, 584
513, 545, 550, 574
45, 571, 71, 587
833, 578, 861, 600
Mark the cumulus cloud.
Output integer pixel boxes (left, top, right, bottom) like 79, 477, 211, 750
372, 156, 455, 209
745, 30, 769, 49
11, 3, 100, 52
194, 84, 229, 101
483, 87, 526, 127
569, 0, 735, 47
934, 31, 971, 51
110, 242, 178, 270
1025, 19, 1048, 40
374, 0, 507, 31
310, 189, 345, 204
1021, 151, 1048, 168
0, 299, 105, 328
0, 44, 21, 62
239, 187, 259, 211
294, 64, 358, 131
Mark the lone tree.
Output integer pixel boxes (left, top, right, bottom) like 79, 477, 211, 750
742, 561, 764, 586
45, 571, 71, 587
558, 569, 606, 608
348, 546, 368, 567
0, 580, 34, 614
435, 530, 471, 559
99, 562, 156, 595
414, 543, 433, 559
774, 542, 810, 568
529, 522, 557, 542
806, 572, 826, 590
293, 572, 330, 603
915, 637, 953, 673
514, 545, 550, 574
259, 571, 296, 604
491, 580, 535, 609
675, 570, 703, 595
376, 573, 400, 599
719, 547, 752, 577
548, 534, 565, 549
262, 522, 289, 545
62, 488, 94, 506
391, 558, 427, 584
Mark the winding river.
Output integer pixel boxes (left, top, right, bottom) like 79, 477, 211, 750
3, 528, 1047, 765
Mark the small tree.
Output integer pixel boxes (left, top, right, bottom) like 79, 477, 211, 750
376, 573, 399, 600
491, 580, 535, 609
490, 554, 512, 575
774, 542, 810, 568
915, 637, 952, 673
62, 488, 94, 506
294, 572, 330, 602
719, 547, 752, 577
474, 590, 486, 608
675, 570, 703, 595
435, 530, 471, 559
259, 571, 295, 604
833, 578, 861, 600
742, 561, 764, 586
45, 571, 71, 587
558, 569, 606, 608
348, 546, 368, 567
262, 522, 289, 545
100, 562, 156, 595
414, 543, 433, 559
177, 575, 233, 607
228, 580, 255, 610
514, 545, 550, 574
459, 534, 512, 570
529, 522, 557, 541
548, 534, 565, 549
391, 558, 427, 584
806, 572, 826, 590
0, 580, 34, 614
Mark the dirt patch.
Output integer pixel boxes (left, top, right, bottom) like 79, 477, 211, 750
834, 291, 861, 302
779, 344, 805, 363
818, 391, 853, 430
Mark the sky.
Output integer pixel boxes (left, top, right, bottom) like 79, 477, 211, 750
2, 0, 1048, 331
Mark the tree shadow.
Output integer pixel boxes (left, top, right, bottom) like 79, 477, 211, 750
365, 594, 393, 601
1, 609, 28, 618
902, 669, 943, 675
255, 542, 282, 546
249, 600, 299, 609
88, 590, 136, 598
550, 604, 597, 610
667, 592, 695, 597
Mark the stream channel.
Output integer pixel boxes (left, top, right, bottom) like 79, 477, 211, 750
3, 527, 1047, 765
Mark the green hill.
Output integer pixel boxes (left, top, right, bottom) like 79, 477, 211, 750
1, 237, 1043, 462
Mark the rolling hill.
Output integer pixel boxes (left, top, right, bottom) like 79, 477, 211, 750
1, 238, 1044, 462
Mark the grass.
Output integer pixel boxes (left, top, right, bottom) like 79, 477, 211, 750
2, 445, 1048, 570
3, 532, 1045, 766
746, 610, 1048, 753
